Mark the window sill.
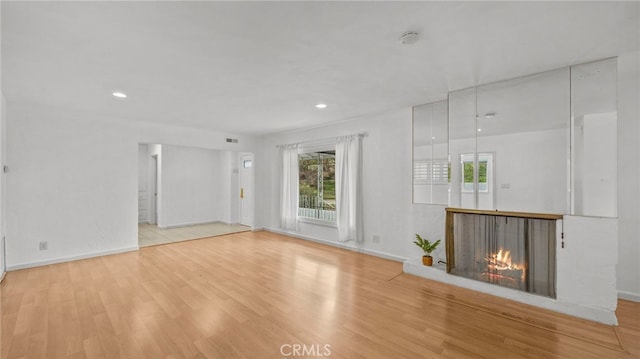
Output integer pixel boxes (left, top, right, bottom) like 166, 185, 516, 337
298, 217, 338, 228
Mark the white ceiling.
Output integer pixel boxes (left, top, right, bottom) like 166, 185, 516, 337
2, 1, 638, 136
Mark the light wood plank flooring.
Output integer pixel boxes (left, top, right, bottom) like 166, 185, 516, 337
138, 222, 250, 247
2, 231, 639, 358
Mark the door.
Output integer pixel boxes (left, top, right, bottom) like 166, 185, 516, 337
239, 153, 254, 227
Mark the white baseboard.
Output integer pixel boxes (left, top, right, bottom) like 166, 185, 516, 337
218, 220, 243, 226
618, 290, 640, 302
158, 220, 248, 229
0, 271, 5, 284
157, 220, 219, 229
6, 246, 140, 271
265, 227, 407, 263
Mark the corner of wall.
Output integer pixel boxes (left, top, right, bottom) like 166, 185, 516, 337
616, 50, 640, 300
0, 93, 6, 276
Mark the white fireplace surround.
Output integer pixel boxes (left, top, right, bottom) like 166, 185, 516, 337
404, 215, 618, 325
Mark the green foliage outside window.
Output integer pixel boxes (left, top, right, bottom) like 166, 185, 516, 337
463, 161, 487, 184
299, 151, 335, 210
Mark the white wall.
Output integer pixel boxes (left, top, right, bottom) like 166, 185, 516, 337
5, 102, 259, 270
0, 2, 5, 278
558, 216, 618, 323
219, 151, 240, 224
0, 95, 6, 277
137, 144, 149, 223
140, 145, 240, 227
158, 144, 221, 228
138, 144, 148, 191
617, 50, 640, 301
579, 113, 617, 217
147, 144, 162, 224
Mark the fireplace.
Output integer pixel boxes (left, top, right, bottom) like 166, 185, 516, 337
445, 208, 560, 298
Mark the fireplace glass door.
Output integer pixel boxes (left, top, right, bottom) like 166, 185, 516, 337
449, 213, 556, 298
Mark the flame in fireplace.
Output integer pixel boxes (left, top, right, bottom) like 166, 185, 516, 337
486, 249, 520, 271
484, 249, 525, 282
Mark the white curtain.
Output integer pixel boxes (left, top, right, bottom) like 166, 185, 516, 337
335, 134, 363, 242
280, 145, 299, 231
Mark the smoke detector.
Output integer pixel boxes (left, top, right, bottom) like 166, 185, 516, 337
399, 31, 420, 45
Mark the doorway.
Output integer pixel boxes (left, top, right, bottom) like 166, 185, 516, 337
137, 144, 251, 247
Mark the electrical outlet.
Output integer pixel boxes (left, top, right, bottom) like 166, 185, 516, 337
373, 235, 380, 243
39, 241, 48, 251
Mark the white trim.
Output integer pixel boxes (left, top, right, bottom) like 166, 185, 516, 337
0, 271, 5, 284
298, 216, 337, 228
265, 227, 407, 263
618, 290, 640, 302
6, 246, 139, 271
403, 257, 618, 325
215, 220, 242, 226
157, 220, 220, 229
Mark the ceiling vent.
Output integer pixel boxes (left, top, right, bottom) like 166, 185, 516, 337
226, 138, 239, 143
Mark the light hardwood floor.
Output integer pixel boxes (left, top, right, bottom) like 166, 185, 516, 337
1, 231, 639, 358
138, 222, 250, 247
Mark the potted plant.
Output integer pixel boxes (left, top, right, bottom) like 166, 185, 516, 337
414, 234, 441, 266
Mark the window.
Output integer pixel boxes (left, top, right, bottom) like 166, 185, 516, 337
298, 150, 336, 222
461, 154, 489, 193
414, 159, 449, 184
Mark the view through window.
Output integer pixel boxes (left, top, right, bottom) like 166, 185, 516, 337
463, 161, 488, 192
298, 150, 336, 222
461, 154, 489, 193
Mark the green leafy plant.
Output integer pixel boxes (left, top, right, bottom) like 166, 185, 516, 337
414, 234, 441, 257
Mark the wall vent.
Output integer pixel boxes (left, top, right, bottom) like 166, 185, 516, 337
226, 138, 239, 143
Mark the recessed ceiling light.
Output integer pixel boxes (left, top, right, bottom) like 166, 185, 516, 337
315, 103, 327, 109
477, 128, 482, 132
112, 92, 127, 98
431, 136, 436, 140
